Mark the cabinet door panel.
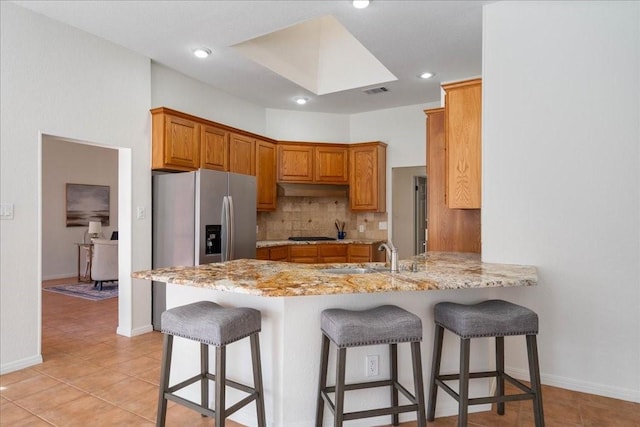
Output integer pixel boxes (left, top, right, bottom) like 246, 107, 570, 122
278, 144, 313, 182
256, 140, 277, 211
201, 125, 228, 171
230, 133, 255, 176
164, 115, 199, 169
349, 143, 386, 212
269, 246, 288, 261
315, 146, 348, 184
443, 79, 482, 209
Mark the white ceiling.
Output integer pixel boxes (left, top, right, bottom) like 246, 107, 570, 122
14, 0, 490, 114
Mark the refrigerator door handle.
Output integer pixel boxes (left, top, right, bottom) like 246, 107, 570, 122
228, 195, 235, 260
222, 196, 231, 262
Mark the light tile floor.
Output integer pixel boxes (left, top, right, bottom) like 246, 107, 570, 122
1, 277, 638, 426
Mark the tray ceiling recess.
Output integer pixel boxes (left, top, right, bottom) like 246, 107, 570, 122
232, 15, 397, 96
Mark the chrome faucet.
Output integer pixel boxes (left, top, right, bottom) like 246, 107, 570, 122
378, 241, 398, 272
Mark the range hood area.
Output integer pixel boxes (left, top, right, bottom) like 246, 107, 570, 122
277, 183, 349, 198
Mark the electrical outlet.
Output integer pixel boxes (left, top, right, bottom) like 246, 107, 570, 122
358, 224, 365, 233
366, 354, 379, 377
378, 221, 388, 230
0, 203, 14, 220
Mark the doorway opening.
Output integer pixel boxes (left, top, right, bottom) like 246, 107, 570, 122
40, 134, 123, 358
391, 166, 427, 259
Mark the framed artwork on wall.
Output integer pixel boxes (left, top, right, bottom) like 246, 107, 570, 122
66, 183, 110, 227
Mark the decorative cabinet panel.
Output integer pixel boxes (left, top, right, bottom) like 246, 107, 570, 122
201, 125, 229, 171
256, 139, 277, 211
314, 145, 348, 184
349, 142, 387, 212
151, 109, 200, 171
277, 143, 314, 182
442, 78, 482, 209
425, 107, 481, 253
230, 133, 255, 176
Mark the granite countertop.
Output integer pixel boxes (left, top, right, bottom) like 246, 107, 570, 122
131, 252, 537, 297
257, 239, 384, 248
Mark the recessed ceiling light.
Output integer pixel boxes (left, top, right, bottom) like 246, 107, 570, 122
193, 48, 212, 59
353, 0, 370, 9
419, 72, 435, 79
294, 96, 309, 105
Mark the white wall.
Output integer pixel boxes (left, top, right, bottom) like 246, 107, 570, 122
42, 138, 119, 280
483, 1, 640, 401
0, 2, 152, 373
265, 108, 350, 141
151, 63, 267, 135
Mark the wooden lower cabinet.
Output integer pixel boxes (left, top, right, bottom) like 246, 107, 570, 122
317, 244, 348, 263
258, 243, 382, 263
257, 246, 289, 261
288, 245, 318, 263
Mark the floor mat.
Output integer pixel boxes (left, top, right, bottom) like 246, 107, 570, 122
43, 282, 118, 301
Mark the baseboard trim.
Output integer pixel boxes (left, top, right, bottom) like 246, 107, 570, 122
116, 324, 153, 337
507, 366, 640, 403
0, 354, 43, 375
42, 273, 77, 281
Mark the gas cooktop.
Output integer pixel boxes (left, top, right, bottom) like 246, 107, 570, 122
288, 236, 337, 241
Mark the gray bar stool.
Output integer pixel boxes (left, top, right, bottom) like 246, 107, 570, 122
316, 305, 426, 426
156, 301, 266, 427
427, 299, 544, 427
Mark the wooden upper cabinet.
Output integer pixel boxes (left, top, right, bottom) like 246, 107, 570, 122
314, 145, 348, 184
230, 133, 255, 176
349, 142, 387, 212
201, 125, 229, 171
442, 78, 482, 209
425, 107, 481, 253
151, 109, 200, 171
277, 143, 314, 182
255, 139, 277, 211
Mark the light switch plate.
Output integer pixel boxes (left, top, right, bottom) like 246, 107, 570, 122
136, 206, 146, 220
0, 203, 14, 220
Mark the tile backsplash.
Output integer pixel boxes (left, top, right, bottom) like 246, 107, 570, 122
257, 196, 388, 241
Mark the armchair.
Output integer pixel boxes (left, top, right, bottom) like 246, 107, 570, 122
91, 238, 118, 291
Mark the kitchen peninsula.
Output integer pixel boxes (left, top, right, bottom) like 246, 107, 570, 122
132, 252, 536, 426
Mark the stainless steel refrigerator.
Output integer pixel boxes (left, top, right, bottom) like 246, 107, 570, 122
152, 169, 256, 329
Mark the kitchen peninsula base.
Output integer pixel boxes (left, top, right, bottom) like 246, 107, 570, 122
165, 285, 496, 427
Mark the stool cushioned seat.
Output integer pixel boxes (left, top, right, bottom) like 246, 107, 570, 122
434, 299, 538, 339
321, 305, 422, 348
161, 301, 261, 346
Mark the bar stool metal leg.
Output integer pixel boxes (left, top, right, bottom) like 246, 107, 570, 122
427, 324, 444, 421
495, 336, 505, 415
527, 335, 545, 427
411, 341, 427, 427
157, 334, 173, 427
250, 333, 267, 427
458, 338, 470, 427
334, 348, 347, 427
316, 335, 330, 427
215, 345, 226, 427
390, 343, 399, 426
201, 343, 209, 413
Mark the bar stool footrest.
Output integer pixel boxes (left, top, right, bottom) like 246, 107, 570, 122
435, 370, 537, 406
164, 372, 260, 419
321, 379, 421, 420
